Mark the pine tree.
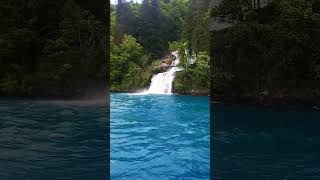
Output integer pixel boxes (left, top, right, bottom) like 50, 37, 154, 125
115, 0, 135, 44
137, 0, 166, 58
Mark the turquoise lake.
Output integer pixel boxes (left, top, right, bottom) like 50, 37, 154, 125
110, 93, 210, 179
213, 103, 320, 179
0, 99, 108, 179
2, 95, 320, 179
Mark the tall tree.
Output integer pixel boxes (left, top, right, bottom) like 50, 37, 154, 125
115, 0, 135, 44
137, 0, 166, 58
189, 0, 210, 54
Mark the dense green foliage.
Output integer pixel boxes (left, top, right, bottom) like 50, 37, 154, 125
111, 0, 210, 94
112, 0, 190, 58
212, 0, 320, 104
111, 35, 152, 91
0, 0, 107, 97
174, 51, 210, 93
172, 0, 210, 93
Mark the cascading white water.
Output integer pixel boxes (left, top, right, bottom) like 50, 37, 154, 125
143, 51, 182, 94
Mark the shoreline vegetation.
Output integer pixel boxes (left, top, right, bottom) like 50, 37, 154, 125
210, 0, 320, 109
0, 0, 108, 98
2, 0, 320, 110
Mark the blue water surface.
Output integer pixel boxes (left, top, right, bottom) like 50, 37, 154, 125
110, 93, 210, 180
0, 99, 108, 180
213, 103, 320, 180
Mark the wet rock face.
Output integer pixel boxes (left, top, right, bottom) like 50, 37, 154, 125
161, 62, 171, 70
160, 53, 176, 71
161, 59, 172, 70
162, 58, 173, 64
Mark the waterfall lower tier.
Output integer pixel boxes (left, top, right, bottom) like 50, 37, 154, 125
143, 51, 182, 94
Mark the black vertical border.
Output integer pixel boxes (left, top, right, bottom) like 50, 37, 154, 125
209, 1, 216, 178
106, 0, 111, 179
103, 0, 110, 180
210, 29, 214, 180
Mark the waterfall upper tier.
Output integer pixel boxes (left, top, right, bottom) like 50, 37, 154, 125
142, 51, 182, 94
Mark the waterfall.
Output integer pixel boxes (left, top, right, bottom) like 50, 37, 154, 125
143, 51, 182, 94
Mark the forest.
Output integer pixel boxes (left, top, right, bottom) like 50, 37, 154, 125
110, 0, 210, 94
211, 0, 320, 106
3, 0, 319, 103
0, 0, 108, 98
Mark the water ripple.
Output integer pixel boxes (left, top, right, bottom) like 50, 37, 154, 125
110, 93, 210, 179
213, 103, 320, 179
0, 99, 108, 180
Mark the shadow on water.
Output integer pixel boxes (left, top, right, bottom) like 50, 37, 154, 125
0, 98, 109, 180
212, 103, 320, 180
